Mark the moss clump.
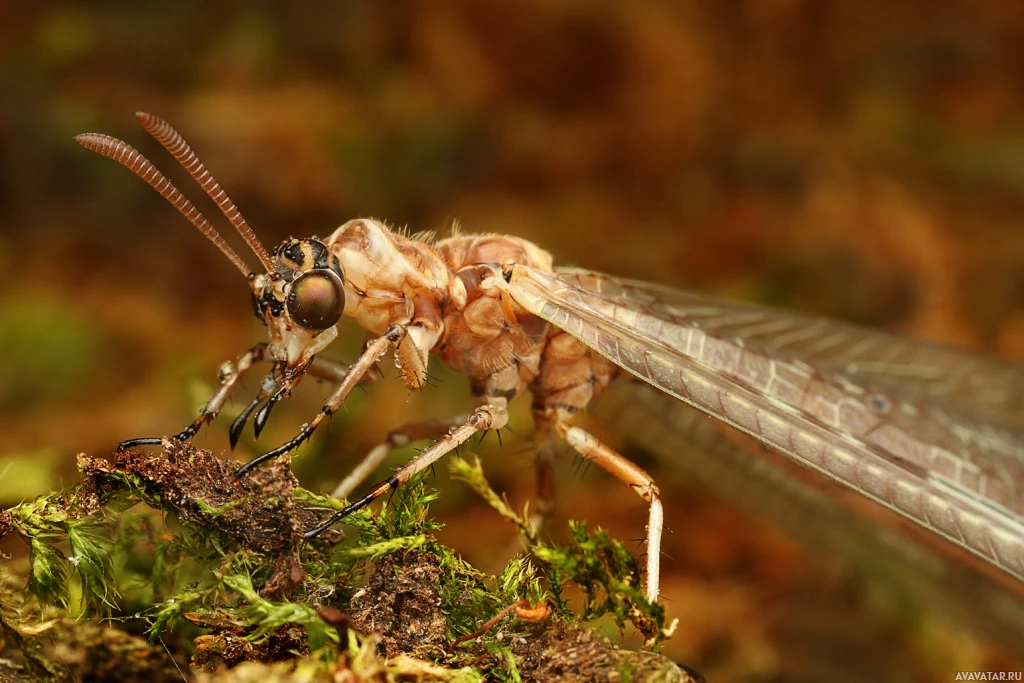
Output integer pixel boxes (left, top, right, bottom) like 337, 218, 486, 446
0, 442, 692, 681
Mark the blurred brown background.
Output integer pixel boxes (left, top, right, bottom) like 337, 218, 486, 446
1, 2, 1023, 681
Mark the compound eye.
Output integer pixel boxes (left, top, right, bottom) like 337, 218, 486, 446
286, 270, 345, 332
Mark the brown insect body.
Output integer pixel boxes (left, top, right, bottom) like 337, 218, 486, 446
321, 221, 610, 416
84, 113, 1024, 635
253, 219, 613, 443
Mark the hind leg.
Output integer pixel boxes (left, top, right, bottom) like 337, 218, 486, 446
528, 411, 558, 538
543, 406, 663, 603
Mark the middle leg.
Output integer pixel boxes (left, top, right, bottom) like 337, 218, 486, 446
330, 413, 470, 499
305, 399, 509, 537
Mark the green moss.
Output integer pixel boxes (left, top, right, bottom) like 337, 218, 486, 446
10, 492, 117, 611
0, 445, 682, 680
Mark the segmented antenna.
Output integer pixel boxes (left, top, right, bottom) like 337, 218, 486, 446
75, 133, 252, 277
135, 112, 275, 273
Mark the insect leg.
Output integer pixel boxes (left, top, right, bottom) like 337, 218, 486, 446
330, 414, 470, 499
552, 416, 663, 604
117, 342, 269, 451
307, 356, 384, 386
234, 326, 403, 478
229, 374, 280, 448
529, 413, 558, 537
230, 357, 385, 448
304, 400, 509, 538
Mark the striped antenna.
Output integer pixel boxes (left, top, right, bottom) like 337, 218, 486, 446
75, 133, 252, 277
135, 112, 275, 273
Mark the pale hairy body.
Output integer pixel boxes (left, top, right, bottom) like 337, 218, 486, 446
314, 220, 661, 599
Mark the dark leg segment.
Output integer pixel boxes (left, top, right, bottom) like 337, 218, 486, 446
305, 401, 509, 538
234, 326, 404, 478
329, 414, 470, 499
229, 356, 380, 450
117, 343, 269, 451
253, 384, 288, 439
229, 392, 265, 449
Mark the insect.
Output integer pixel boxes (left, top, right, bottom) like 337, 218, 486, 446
77, 113, 1024, 608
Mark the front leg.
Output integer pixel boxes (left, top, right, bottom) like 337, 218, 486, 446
227, 355, 386, 449
234, 325, 405, 478
117, 342, 269, 451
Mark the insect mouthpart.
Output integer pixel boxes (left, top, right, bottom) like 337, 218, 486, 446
250, 272, 285, 324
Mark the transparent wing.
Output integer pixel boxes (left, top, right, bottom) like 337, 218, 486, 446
505, 265, 1024, 582
558, 267, 1024, 429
